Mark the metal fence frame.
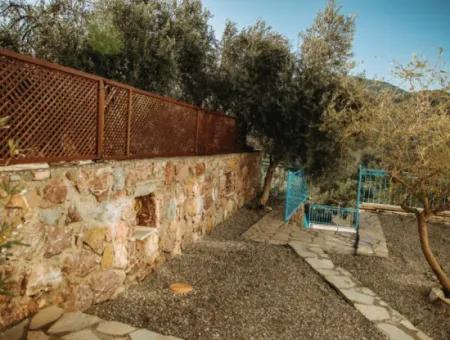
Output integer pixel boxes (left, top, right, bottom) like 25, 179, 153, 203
0, 49, 239, 165
306, 204, 359, 231
284, 169, 308, 222
356, 166, 448, 211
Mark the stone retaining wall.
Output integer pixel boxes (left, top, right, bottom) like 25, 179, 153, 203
0, 152, 260, 329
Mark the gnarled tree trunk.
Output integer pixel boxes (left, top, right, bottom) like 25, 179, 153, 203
259, 158, 277, 207
417, 211, 450, 298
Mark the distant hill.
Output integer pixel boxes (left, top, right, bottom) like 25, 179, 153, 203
355, 77, 407, 95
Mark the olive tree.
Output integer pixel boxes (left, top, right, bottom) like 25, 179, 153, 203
325, 55, 450, 296
215, 21, 301, 206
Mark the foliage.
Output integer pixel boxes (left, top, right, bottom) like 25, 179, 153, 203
296, 0, 355, 175
215, 20, 304, 204
216, 21, 299, 160
325, 54, 450, 295
0, 0, 216, 105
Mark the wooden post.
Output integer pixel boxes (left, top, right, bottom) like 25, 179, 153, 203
127, 89, 132, 156
97, 79, 105, 159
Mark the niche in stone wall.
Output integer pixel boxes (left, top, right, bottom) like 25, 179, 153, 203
133, 193, 158, 241
135, 193, 157, 227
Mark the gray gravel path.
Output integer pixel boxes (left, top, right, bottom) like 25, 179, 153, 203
89, 205, 384, 339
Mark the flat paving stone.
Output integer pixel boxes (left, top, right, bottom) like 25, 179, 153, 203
62, 329, 101, 340
47, 312, 101, 334
129, 329, 182, 340
288, 241, 317, 258
325, 275, 356, 289
0, 318, 29, 340
29, 305, 64, 329
97, 320, 136, 336
341, 288, 375, 305
305, 258, 335, 269
354, 304, 390, 321
27, 330, 50, 340
377, 323, 414, 340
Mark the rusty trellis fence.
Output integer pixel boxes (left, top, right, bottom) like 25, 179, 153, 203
0, 49, 239, 165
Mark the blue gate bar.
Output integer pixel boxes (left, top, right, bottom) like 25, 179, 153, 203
284, 169, 308, 222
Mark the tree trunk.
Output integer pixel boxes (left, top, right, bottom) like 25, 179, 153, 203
417, 212, 450, 297
259, 159, 277, 207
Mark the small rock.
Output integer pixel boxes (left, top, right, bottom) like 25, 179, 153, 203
62, 329, 100, 340
428, 287, 450, 305
27, 330, 50, 340
169, 283, 193, 295
47, 312, 100, 334
29, 305, 64, 329
96, 321, 136, 336
0, 318, 29, 340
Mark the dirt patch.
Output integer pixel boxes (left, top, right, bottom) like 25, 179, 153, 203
89, 206, 384, 339
330, 212, 450, 340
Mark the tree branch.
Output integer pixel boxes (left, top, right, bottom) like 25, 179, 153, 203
400, 203, 419, 215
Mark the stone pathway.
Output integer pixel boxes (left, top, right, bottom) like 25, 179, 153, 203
288, 240, 431, 340
357, 211, 389, 257
243, 208, 389, 257
0, 307, 181, 340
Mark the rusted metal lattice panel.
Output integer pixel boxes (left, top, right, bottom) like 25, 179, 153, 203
0, 52, 98, 164
0, 49, 241, 165
130, 91, 197, 157
103, 82, 128, 159
198, 112, 237, 155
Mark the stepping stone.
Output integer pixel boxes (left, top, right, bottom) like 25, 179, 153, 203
354, 304, 390, 321
97, 321, 136, 336
0, 318, 29, 340
129, 329, 182, 340
30, 305, 64, 329
313, 268, 341, 277
288, 242, 317, 258
27, 331, 50, 340
47, 312, 101, 334
62, 329, 100, 340
305, 258, 335, 269
325, 275, 356, 289
377, 323, 414, 340
340, 288, 375, 305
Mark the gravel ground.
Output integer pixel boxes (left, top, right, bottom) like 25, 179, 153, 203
89, 205, 384, 340
330, 212, 450, 340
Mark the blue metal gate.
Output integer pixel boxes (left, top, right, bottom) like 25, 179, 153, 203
306, 204, 359, 231
284, 169, 308, 222
356, 166, 447, 210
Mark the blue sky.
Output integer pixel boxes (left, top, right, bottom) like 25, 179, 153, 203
202, 0, 450, 87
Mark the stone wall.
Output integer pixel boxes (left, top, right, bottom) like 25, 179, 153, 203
0, 152, 260, 329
